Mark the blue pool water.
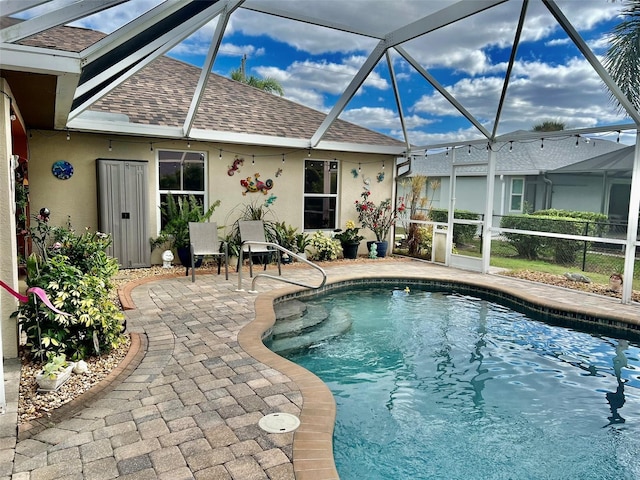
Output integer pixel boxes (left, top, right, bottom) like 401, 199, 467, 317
280, 286, 640, 480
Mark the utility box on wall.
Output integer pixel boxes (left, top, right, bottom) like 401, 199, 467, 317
97, 159, 150, 269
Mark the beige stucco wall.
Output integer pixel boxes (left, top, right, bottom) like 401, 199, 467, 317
27, 130, 397, 264
0, 81, 19, 358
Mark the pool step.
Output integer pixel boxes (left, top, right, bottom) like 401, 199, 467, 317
268, 306, 352, 354
272, 303, 329, 338
273, 299, 308, 322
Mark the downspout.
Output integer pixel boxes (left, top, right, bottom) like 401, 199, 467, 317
542, 172, 553, 210
396, 154, 413, 179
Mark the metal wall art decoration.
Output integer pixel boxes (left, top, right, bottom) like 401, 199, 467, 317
227, 156, 244, 176
241, 173, 274, 195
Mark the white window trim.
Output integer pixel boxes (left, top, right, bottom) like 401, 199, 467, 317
156, 149, 208, 233
509, 177, 524, 213
303, 158, 339, 231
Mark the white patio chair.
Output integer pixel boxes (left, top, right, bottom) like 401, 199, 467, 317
188, 222, 229, 282
238, 220, 281, 277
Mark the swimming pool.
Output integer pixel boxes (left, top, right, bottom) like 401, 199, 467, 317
275, 285, 640, 480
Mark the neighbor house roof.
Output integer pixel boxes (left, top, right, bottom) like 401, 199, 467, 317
551, 145, 636, 176
11, 20, 405, 151
407, 131, 628, 177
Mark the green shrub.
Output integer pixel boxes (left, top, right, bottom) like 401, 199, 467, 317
534, 209, 608, 236
500, 214, 584, 264
16, 217, 125, 361
429, 208, 480, 244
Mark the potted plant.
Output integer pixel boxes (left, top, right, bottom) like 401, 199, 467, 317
273, 222, 298, 263
294, 232, 312, 259
150, 193, 220, 267
333, 220, 364, 259
354, 190, 405, 257
35, 353, 74, 392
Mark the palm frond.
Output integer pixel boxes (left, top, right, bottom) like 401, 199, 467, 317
603, 0, 640, 113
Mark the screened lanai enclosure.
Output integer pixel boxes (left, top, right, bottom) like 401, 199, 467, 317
1, 0, 638, 303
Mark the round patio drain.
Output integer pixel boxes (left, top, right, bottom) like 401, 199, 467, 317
258, 412, 300, 433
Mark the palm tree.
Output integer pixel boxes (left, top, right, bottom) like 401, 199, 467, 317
532, 120, 565, 131
231, 55, 284, 96
603, 0, 640, 113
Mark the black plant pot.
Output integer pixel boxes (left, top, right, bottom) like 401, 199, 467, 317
366, 240, 388, 258
342, 242, 360, 259
177, 247, 203, 273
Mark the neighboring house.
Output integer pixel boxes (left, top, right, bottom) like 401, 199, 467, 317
0, 21, 404, 359
401, 132, 630, 222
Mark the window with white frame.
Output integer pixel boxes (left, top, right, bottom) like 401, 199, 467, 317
509, 178, 524, 212
304, 159, 339, 229
158, 150, 206, 228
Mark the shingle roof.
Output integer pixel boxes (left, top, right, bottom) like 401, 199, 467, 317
409, 132, 628, 176
18, 22, 404, 148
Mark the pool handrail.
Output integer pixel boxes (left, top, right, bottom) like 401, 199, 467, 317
236, 240, 327, 293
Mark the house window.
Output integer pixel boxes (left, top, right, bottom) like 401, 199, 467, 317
304, 159, 338, 229
158, 150, 206, 228
510, 178, 524, 212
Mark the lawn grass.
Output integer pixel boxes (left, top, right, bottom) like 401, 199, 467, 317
455, 239, 640, 290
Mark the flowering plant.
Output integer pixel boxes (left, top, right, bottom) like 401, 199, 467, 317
309, 231, 341, 261
355, 191, 405, 241
333, 220, 364, 245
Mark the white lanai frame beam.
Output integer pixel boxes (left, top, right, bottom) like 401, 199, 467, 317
0, 0, 49, 17
491, 0, 528, 139
0, 0, 127, 43
69, 2, 229, 122
417, 122, 636, 152
310, 0, 507, 148
79, 1, 189, 67
184, 0, 244, 137
386, 50, 411, 153
482, 145, 497, 273
622, 135, 640, 304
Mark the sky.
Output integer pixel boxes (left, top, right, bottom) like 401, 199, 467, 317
12, 0, 637, 146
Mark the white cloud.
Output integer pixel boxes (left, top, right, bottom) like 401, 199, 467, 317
218, 43, 265, 57
545, 38, 572, 47
340, 107, 401, 131
407, 55, 628, 139
251, 57, 390, 111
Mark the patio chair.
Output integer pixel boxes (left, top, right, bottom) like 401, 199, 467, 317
188, 222, 229, 282
238, 220, 281, 277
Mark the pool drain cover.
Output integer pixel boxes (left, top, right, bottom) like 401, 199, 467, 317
258, 413, 300, 433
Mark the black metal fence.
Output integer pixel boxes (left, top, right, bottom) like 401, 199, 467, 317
491, 217, 639, 279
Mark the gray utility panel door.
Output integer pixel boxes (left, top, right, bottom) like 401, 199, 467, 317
97, 159, 150, 268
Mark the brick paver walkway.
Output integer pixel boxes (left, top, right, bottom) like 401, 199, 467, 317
1, 259, 638, 479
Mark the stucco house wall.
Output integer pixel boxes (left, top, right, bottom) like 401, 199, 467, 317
27, 130, 396, 266
0, 81, 19, 358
